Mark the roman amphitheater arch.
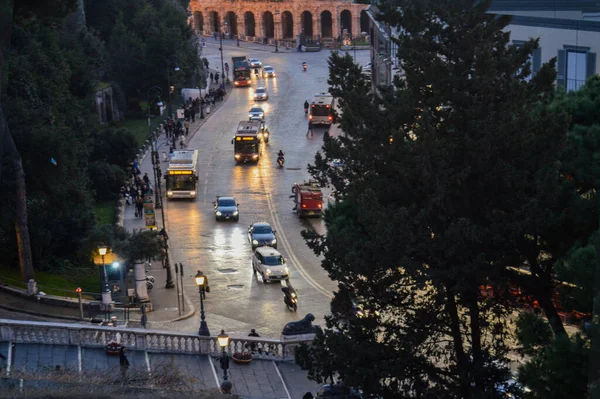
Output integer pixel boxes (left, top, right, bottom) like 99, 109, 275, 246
190, 1, 367, 43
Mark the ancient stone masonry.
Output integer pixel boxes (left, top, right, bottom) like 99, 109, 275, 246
189, 0, 369, 43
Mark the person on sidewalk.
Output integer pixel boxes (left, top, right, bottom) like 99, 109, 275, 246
183, 107, 190, 122
246, 329, 260, 354
143, 173, 150, 187
135, 196, 144, 219
215, 72, 220, 83
211, 95, 216, 106
210, 72, 214, 82
190, 106, 196, 123
184, 120, 190, 136
119, 346, 129, 380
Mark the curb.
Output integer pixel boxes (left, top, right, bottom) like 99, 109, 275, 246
0, 304, 84, 322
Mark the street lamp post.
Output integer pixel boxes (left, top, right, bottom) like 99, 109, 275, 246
195, 270, 210, 336
219, 22, 227, 88
166, 55, 180, 118
147, 86, 163, 209
98, 245, 112, 314
98, 245, 109, 292
217, 330, 232, 393
274, 12, 280, 52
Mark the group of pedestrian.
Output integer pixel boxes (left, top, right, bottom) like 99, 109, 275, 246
209, 71, 221, 84
121, 160, 153, 219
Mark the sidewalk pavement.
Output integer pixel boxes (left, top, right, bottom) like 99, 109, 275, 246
122, 71, 232, 324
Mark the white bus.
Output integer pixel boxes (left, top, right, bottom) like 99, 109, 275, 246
166, 150, 198, 199
309, 93, 335, 125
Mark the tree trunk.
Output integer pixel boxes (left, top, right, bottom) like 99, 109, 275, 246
446, 287, 471, 397
468, 289, 483, 391
1, 106, 36, 282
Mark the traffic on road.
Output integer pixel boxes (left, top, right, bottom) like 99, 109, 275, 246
165, 43, 368, 337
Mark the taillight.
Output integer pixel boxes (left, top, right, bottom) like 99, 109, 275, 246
328, 116, 332, 120
309, 115, 312, 120
302, 204, 307, 208
318, 203, 322, 208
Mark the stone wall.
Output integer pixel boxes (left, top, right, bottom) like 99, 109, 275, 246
189, 0, 368, 41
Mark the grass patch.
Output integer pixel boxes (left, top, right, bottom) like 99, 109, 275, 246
0, 263, 101, 298
117, 117, 158, 149
95, 200, 117, 226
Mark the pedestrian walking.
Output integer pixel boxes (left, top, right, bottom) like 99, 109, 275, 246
184, 120, 190, 136
142, 172, 150, 187
209, 72, 214, 82
179, 136, 186, 148
211, 95, 216, 106
135, 196, 144, 219
215, 73, 220, 83
307, 120, 313, 137
190, 107, 196, 123
184, 107, 190, 121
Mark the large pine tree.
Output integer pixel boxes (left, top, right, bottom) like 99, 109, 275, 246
297, 0, 569, 397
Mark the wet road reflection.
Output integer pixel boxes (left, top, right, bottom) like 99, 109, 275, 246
165, 44, 369, 337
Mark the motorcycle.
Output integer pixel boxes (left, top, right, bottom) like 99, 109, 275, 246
304, 107, 308, 115
282, 286, 298, 311
277, 156, 284, 167
302, 62, 307, 72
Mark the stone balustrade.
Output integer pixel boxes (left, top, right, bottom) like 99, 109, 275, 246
0, 319, 311, 361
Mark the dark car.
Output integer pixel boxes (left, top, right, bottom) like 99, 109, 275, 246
317, 383, 363, 398
247, 222, 277, 249
213, 196, 239, 221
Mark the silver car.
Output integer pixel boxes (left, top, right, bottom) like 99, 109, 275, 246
248, 106, 265, 121
249, 58, 262, 68
253, 87, 269, 101
262, 65, 275, 77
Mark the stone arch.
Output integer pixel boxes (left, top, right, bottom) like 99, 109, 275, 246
321, 10, 332, 38
263, 11, 274, 38
281, 11, 293, 39
360, 10, 369, 34
244, 12, 256, 36
300, 11, 313, 37
225, 11, 237, 35
210, 11, 220, 32
340, 9, 352, 37
193, 11, 203, 31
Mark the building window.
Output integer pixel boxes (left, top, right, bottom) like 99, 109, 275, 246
512, 40, 541, 81
566, 50, 587, 91
557, 46, 596, 91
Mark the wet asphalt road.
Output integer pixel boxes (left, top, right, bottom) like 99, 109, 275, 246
165, 41, 368, 338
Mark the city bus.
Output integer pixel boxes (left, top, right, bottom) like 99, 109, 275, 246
232, 120, 261, 163
233, 56, 252, 87
309, 92, 335, 125
166, 150, 199, 199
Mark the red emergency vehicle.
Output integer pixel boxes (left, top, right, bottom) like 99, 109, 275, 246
291, 180, 323, 218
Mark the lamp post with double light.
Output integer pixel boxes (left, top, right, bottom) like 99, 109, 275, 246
274, 11, 280, 52
195, 270, 210, 336
166, 55, 180, 118
219, 22, 228, 87
217, 330, 232, 393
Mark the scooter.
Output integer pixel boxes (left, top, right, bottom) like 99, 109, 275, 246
302, 62, 307, 72
277, 156, 284, 167
304, 107, 308, 115
282, 286, 298, 311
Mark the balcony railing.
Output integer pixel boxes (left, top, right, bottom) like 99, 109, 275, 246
566, 78, 586, 91
0, 319, 312, 361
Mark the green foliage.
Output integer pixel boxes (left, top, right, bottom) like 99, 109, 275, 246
515, 312, 554, 356
303, 0, 572, 396
517, 334, 590, 399
115, 230, 163, 263
295, 329, 337, 385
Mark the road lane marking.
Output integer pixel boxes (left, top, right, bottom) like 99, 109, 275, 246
208, 355, 221, 388
6, 341, 12, 376
273, 361, 293, 399
266, 193, 332, 299
78, 345, 82, 373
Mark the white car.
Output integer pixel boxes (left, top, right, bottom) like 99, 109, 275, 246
252, 247, 289, 283
249, 58, 262, 68
248, 106, 265, 121
253, 87, 269, 101
262, 65, 275, 77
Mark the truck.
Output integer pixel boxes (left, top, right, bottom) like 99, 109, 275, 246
290, 180, 324, 218
232, 120, 261, 163
165, 150, 199, 199
232, 56, 252, 87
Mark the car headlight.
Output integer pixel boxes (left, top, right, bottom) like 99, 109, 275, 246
235, 154, 240, 159
167, 191, 173, 196
252, 239, 258, 245
265, 268, 272, 274
233, 211, 239, 216
190, 191, 196, 196
284, 266, 289, 273
216, 211, 222, 216
252, 154, 258, 159
248, 114, 253, 118
290, 292, 296, 298
271, 239, 277, 245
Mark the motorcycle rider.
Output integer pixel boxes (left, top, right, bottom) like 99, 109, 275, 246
277, 150, 285, 166
304, 100, 309, 115
282, 279, 298, 309
302, 61, 307, 71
